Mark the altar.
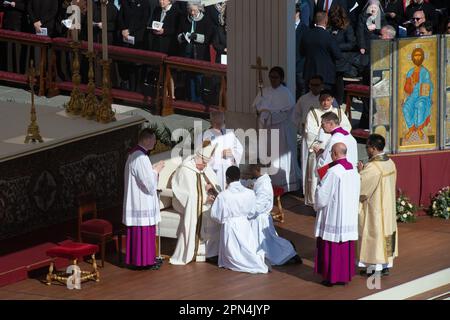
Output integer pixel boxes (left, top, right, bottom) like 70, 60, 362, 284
0, 101, 146, 240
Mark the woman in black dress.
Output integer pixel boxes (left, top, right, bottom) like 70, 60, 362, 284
177, 2, 213, 103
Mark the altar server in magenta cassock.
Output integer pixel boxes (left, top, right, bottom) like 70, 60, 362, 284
314, 143, 360, 286
123, 128, 165, 268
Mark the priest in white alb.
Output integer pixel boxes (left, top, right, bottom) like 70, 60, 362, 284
315, 111, 358, 174
123, 128, 165, 268
169, 141, 221, 265
357, 134, 398, 276
252, 66, 302, 192
195, 111, 243, 190
294, 75, 329, 135
314, 143, 360, 286
303, 89, 352, 206
211, 166, 269, 274
248, 164, 301, 265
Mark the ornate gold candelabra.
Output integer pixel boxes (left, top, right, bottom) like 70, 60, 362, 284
82, 51, 99, 119
96, 59, 116, 123
24, 60, 43, 144
65, 41, 85, 115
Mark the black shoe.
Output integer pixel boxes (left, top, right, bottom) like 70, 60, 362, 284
285, 255, 302, 265
381, 268, 390, 276
360, 269, 376, 277
206, 256, 219, 264
321, 280, 333, 287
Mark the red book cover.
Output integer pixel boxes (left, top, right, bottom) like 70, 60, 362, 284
317, 164, 330, 180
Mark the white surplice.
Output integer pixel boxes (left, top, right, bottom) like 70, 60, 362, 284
195, 128, 244, 190
169, 156, 221, 265
294, 91, 321, 134
253, 85, 302, 192
302, 106, 352, 206
123, 146, 160, 227
314, 163, 360, 243
249, 174, 297, 265
211, 181, 269, 274
316, 128, 358, 169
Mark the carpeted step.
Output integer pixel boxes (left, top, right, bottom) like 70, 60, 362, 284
0, 242, 67, 288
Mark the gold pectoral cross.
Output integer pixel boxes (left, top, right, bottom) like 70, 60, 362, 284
251, 56, 268, 97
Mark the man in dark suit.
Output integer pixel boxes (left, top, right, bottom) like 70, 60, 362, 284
0, 0, 26, 31
300, 11, 342, 95
0, 0, 27, 72
117, 0, 150, 91
27, 0, 59, 37
296, 3, 308, 99
316, 0, 349, 15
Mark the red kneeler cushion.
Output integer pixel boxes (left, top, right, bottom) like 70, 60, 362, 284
351, 128, 370, 139
273, 186, 285, 197
46, 242, 99, 260
344, 84, 370, 94
80, 219, 113, 235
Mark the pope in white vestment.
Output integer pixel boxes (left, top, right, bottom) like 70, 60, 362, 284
195, 111, 243, 190
302, 91, 352, 206
169, 142, 221, 265
249, 167, 299, 265
211, 167, 269, 274
252, 67, 301, 192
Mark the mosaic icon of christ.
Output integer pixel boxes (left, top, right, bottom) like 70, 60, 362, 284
402, 47, 433, 141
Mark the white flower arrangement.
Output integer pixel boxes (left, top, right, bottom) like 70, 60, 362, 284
396, 194, 417, 223
429, 186, 450, 220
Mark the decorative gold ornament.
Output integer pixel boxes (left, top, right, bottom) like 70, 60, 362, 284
46, 254, 100, 286
24, 60, 43, 144
82, 51, 99, 119
65, 41, 85, 115
96, 59, 116, 123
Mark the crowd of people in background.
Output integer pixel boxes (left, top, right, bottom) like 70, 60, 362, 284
0, 1, 449, 108
0, 0, 227, 104
296, 0, 450, 128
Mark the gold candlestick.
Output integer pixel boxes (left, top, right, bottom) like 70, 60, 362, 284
82, 51, 99, 119
96, 59, 116, 123
65, 40, 85, 115
24, 60, 43, 144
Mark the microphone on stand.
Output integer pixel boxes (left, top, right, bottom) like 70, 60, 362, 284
403, 19, 414, 25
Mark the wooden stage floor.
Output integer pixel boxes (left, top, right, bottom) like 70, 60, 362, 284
0, 194, 449, 300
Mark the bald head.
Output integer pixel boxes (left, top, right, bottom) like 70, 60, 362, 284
331, 143, 347, 161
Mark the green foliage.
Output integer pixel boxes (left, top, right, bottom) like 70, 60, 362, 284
396, 194, 417, 223
429, 186, 450, 220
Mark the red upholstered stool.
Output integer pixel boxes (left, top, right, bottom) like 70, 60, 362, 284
45, 242, 100, 286
344, 84, 370, 123
272, 185, 285, 223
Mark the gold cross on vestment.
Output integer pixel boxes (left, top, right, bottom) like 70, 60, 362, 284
251, 56, 268, 97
